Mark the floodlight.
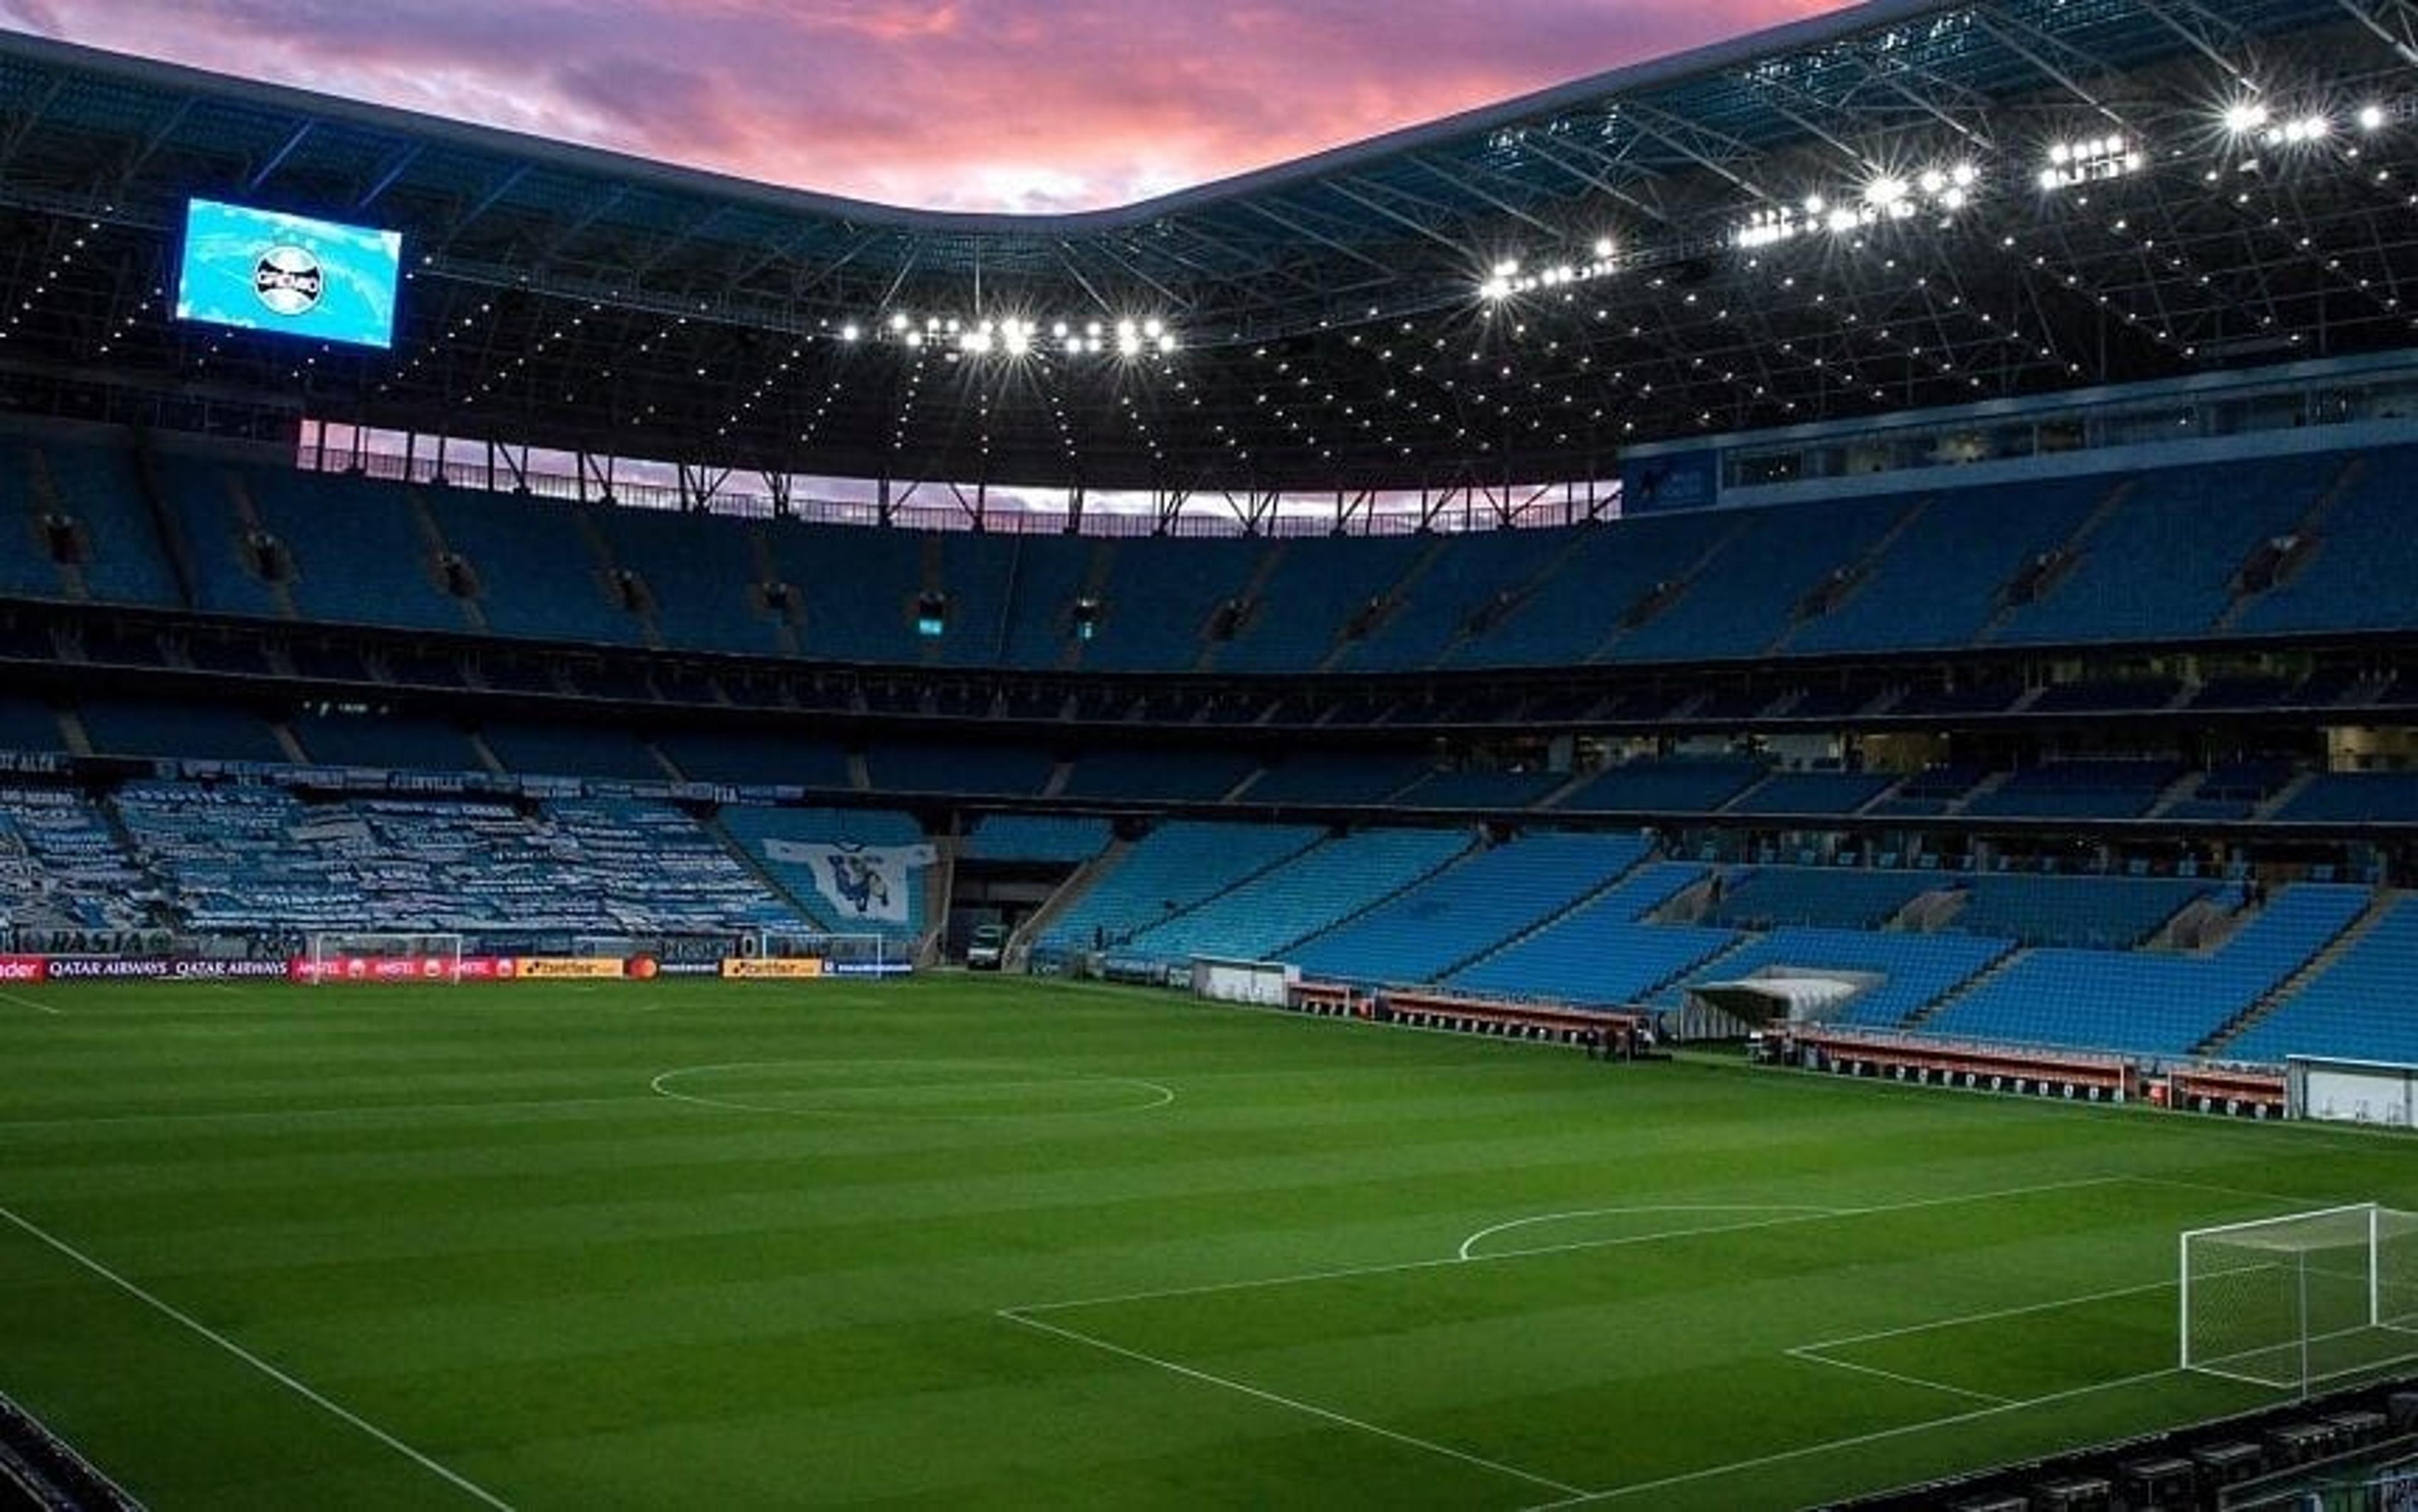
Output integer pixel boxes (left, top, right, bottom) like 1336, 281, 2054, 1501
1493, 258, 1519, 277
1592, 236, 1615, 259
1155, 333, 1177, 354
1951, 162, 1978, 186
839, 322, 861, 342
2225, 101, 2270, 134
2359, 103, 2387, 132
1143, 318, 1163, 339
888, 312, 909, 332
1865, 176, 1908, 208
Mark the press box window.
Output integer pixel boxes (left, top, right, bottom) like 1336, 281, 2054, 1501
915, 592, 948, 638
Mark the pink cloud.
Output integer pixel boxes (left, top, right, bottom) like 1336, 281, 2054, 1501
10, 0, 1854, 212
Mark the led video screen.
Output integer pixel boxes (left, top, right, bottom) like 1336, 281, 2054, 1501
175, 198, 403, 349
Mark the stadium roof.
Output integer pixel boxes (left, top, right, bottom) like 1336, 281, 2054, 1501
0, 0, 2415, 492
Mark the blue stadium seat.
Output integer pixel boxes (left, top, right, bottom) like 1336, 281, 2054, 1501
962, 814, 1113, 865
1042, 821, 1324, 952
2228, 899, 2418, 1065
1286, 831, 1654, 984
1121, 827, 1470, 967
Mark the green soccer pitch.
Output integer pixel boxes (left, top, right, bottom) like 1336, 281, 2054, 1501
1, 975, 2412, 1509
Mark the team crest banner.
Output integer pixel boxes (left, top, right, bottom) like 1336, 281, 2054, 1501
763, 840, 934, 924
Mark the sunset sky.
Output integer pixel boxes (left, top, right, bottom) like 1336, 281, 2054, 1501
0, 0, 1854, 213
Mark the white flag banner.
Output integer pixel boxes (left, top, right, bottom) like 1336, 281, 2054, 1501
763, 839, 935, 924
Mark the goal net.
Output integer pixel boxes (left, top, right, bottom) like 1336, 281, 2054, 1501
741, 930, 900, 978
2180, 1203, 2418, 1391
304, 931, 466, 984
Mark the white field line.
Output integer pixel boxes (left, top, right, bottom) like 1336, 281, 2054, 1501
1014, 1174, 2134, 1317
1519, 1367, 2188, 1509
0, 1094, 660, 1134
1457, 1205, 1842, 1261
1792, 1277, 2177, 1355
1781, 1346, 2014, 1406
999, 1176, 2141, 1499
0, 988, 60, 1015
0, 1203, 511, 1509
997, 1305, 1586, 1498
647, 1062, 1178, 1120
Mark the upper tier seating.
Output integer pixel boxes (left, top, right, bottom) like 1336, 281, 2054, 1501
478, 720, 664, 782
247, 470, 467, 632
31, 441, 181, 608
1993, 455, 2331, 645
1331, 530, 1565, 671
588, 506, 787, 656
1555, 758, 1767, 814
1060, 748, 1257, 803
863, 741, 1055, 797
2232, 445, 2418, 636
1120, 827, 1470, 967
1726, 771, 1895, 816
14, 438, 2418, 673
289, 710, 482, 773
2227, 898, 2418, 1065
1963, 761, 2178, 820
1040, 821, 1323, 952
1947, 873, 2216, 948
77, 697, 287, 765
1076, 537, 1263, 674
2274, 773, 2418, 825
1920, 883, 2368, 1055
1654, 927, 2014, 1029
1392, 769, 1565, 809
1610, 494, 1904, 662
1788, 477, 2106, 653
1217, 535, 1428, 673
715, 806, 929, 939
961, 814, 1113, 865
1242, 752, 1431, 806
1448, 861, 1725, 1004
1285, 831, 1653, 984
656, 730, 854, 790
0, 696, 64, 755
423, 491, 643, 646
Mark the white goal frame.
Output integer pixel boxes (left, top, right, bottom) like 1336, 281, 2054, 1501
304, 931, 466, 984
2179, 1203, 2418, 1394
745, 930, 897, 976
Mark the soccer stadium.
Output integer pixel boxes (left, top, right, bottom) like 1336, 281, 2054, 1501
7, 0, 2418, 1505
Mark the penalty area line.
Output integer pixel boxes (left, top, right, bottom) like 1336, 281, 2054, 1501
0, 987, 60, 1015
997, 1305, 1585, 1498
1521, 1366, 2186, 1509
0, 1203, 511, 1508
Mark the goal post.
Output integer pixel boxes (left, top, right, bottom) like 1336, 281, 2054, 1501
2179, 1203, 2418, 1393
303, 931, 466, 984
739, 930, 903, 979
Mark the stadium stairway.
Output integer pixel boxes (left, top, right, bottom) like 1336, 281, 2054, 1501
2195, 888, 2407, 1057
402, 487, 488, 634
2209, 453, 2363, 635
1763, 495, 1933, 658
1587, 513, 1751, 661
1006, 835, 1129, 967
1972, 477, 2135, 645
1314, 535, 1446, 673
1438, 849, 1680, 981
1897, 945, 2031, 1032
2255, 771, 2322, 821
220, 471, 302, 622
1193, 542, 1290, 674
